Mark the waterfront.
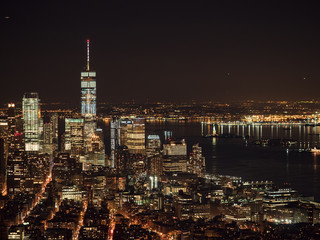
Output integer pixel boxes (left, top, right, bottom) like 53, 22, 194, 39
144, 121, 320, 201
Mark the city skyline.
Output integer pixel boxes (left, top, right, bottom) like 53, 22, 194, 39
1, 1, 320, 105
2, 2, 320, 239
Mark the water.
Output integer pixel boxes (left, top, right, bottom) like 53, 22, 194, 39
102, 120, 320, 201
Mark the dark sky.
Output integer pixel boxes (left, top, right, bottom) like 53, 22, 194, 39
1, 1, 320, 104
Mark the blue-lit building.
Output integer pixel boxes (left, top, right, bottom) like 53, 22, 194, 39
81, 40, 96, 118
81, 40, 98, 154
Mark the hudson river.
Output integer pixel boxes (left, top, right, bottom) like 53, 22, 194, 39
102, 120, 320, 201
146, 121, 320, 201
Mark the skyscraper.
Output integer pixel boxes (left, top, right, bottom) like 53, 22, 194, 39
188, 143, 206, 177
81, 40, 96, 117
146, 135, 162, 189
126, 118, 146, 155
64, 118, 84, 156
0, 138, 7, 196
110, 118, 121, 168
42, 112, 54, 154
81, 40, 97, 152
7, 103, 16, 155
22, 92, 40, 152
162, 139, 188, 173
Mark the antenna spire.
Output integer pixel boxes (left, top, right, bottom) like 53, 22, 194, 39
86, 39, 90, 71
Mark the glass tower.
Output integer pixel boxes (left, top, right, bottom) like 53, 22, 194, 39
81, 40, 97, 153
23, 92, 40, 152
81, 72, 96, 117
81, 40, 96, 118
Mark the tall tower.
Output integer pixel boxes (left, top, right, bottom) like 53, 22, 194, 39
7, 103, 16, 155
0, 137, 7, 196
110, 118, 121, 168
81, 39, 96, 118
81, 40, 97, 151
23, 92, 40, 152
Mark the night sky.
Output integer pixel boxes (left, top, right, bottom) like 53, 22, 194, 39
1, 1, 320, 105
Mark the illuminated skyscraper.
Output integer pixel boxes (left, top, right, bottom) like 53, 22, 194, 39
146, 135, 162, 189
64, 118, 84, 157
188, 143, 206, 177
163, 139, 188, 173
118, 118, 146, 155
110, 118, 121, 168
0, 138, 7, 196
81, 40, 96, 151
126, 118, 146, 155
81, 40, 96, 117
22, 92, 40, 152
7, 103, 16, 155
7, 155, 26, 195
146, 135, 161, 157
119, 118, 132, 147
42, 112, 54, 154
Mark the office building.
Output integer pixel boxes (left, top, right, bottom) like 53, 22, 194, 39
126, 118, 146, 155
146, 135, 162, 189
114, 146, 131, 173
81, 40, 97, 152
82, 128, 106, 167
119, 118, 132, 147
188, 143, 206, 177
7, 155, 26, 195
163, 139, 188, 173
110, 118, 121, 168
64, 118, 84, 157
146, 135, 161, 157
7, 103, 16, 155
22, 92, 40, 152
0, 116, 8, 139
51, 113, 59, 152
42, 112, 54, 154
0, 138, 7, 196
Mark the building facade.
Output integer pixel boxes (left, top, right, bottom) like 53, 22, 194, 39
81, 40, 97, 153
22, 92, 40, 152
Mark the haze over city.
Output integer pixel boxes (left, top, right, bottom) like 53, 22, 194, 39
1, 1, 320, 104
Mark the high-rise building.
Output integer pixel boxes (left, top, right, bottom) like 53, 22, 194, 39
83, 128, 106, 167
0, 116, 8, 138
162, 139, 188, 173
119, 118, 132, 147
110, 118, 121, 168
146, 135, 161, 156
114, 146, 131, 173
0, 117, 8, 195
22, 92, 40, 152
126, 118, 146, 155
51, 113, 59, 151
81, 40, 96, 118
146, 135, 162, 189
81, 39, 97, 152
7, 155, 26, 195
0, 138, 7, 196
188, 143, 206, 177
42, 113, 54, 154
163, 139, 187, 156
7, 103, 16, 155
64, 118, 84, 157
146, 135, 162, 174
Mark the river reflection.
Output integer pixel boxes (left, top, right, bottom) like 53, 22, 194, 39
102, 120, 320, 201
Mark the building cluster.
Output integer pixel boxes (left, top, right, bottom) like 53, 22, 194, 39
1, 41, 320, 239
97, 99, 320, 124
